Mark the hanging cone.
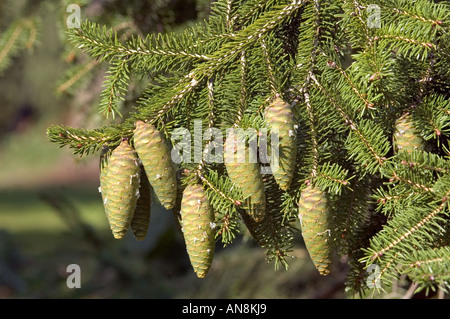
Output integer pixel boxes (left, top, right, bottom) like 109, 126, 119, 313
130, 165, 152, 241
298, 184, 332, 275
224, 129, 266, 222
393, 112, 425, 154
264, 96, 297, 191
133, 120, 177, 210
100, 139, 140, 239
180, 183, 216, 278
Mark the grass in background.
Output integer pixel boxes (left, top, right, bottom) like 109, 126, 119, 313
0, 185, 106, 253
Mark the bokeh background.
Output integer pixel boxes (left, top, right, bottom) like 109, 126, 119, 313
0, 0, 404, 299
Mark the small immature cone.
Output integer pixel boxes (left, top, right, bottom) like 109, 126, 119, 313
264, 96, 297, 191
130, 165, 152, 241
298, 185, 332, 275
224, 130, 266, 222
180, 184, 215, 278
393, 113, 425, 154
100, 139, 140, 239
133, 120, 177, 210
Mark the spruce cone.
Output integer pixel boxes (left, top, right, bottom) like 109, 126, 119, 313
130, 165, 152, 241
393, 113, 425, 154
100, 139, 140, 239
298, 184, 332, 275
264, 96, 297, 191
180, 183, 216, 278
224, 130, 266, 222
133, 120, 177, 210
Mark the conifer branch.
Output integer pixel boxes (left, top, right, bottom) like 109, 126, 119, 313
374, 34, 435, 49
392, 7, 442, 27
72, 22, 213, 63
0, 18, 39, 73
205, 0, 306, 73
319, 49, 375, 112
315, 162, 351, 194
0, 22, 25, 67
225, 0, 235, 31
365, 188, 450, 262
400, 246, 450, 293
195, 77, 216, 174
140, 71, 203, 124
260, 37, 282, 96
309, 71, 388, 171
236, 50, 247, 126
389, 0, 447, 28
46, 125, 128, 156
374, 187, 421, 216
397, 150, 450, 175
199, 171, 243, 208
24, 18, 38, 49
389, 170, 435, 193
99, 57, 130, 119
303, 88, 319, 178
342, 0, 373, 47
199, 169, 244, 245
207, 77, 215, 129
57, 59, 99, 94
43, 0, 450, 292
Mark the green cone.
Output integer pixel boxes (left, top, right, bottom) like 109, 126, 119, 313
298, 185, 332, 275
393, 113, 425, 154
264, 97, 297, 191
224, 130, 266, 222
180, 183, 215, 278
130, 165, 152, 241
100, 139, 140, 239
133, 120, 177, 210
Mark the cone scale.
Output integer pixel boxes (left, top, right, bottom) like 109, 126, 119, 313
224, 130, 266, 222
100, 139, 140, 239
133, 120, 177, 210
393, 112, 425, 154
298, 185, 332, 275
180, 183, 216, 278
264, 96, 297, 191
130, 165, 152, 241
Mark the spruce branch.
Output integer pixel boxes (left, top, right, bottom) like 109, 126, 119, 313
0, 17, 39, 74
98, 57, 130, 119
70, 20, 212, 76
204, 0, 306, 74
400, 246, 450, 294
396, 150, 450, 175
318, 49, 375, 114
56, 59, 99, 94
46, 124, 130, 157
384, 0, 448, 29
236, 0, 285, 29
414, 94, 450, 141
309, 72, 389, 173
373, 185, 426, 217
341, 0, 373, 48
303, 88, 319, 177
362, 187, 450, 264
381, 159, 436, 194
260, 37, 278, 95
314, 162, 352, 195
199, 169, 244, 246
43, 0, 450, 292
237, 50, 247, 125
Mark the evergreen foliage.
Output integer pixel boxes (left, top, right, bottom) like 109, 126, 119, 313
39, 0, 450, 297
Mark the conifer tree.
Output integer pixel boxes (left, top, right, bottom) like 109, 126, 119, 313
44, 0, 450, 298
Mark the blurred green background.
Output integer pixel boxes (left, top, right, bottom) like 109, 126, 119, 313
0, 0, 355, 299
